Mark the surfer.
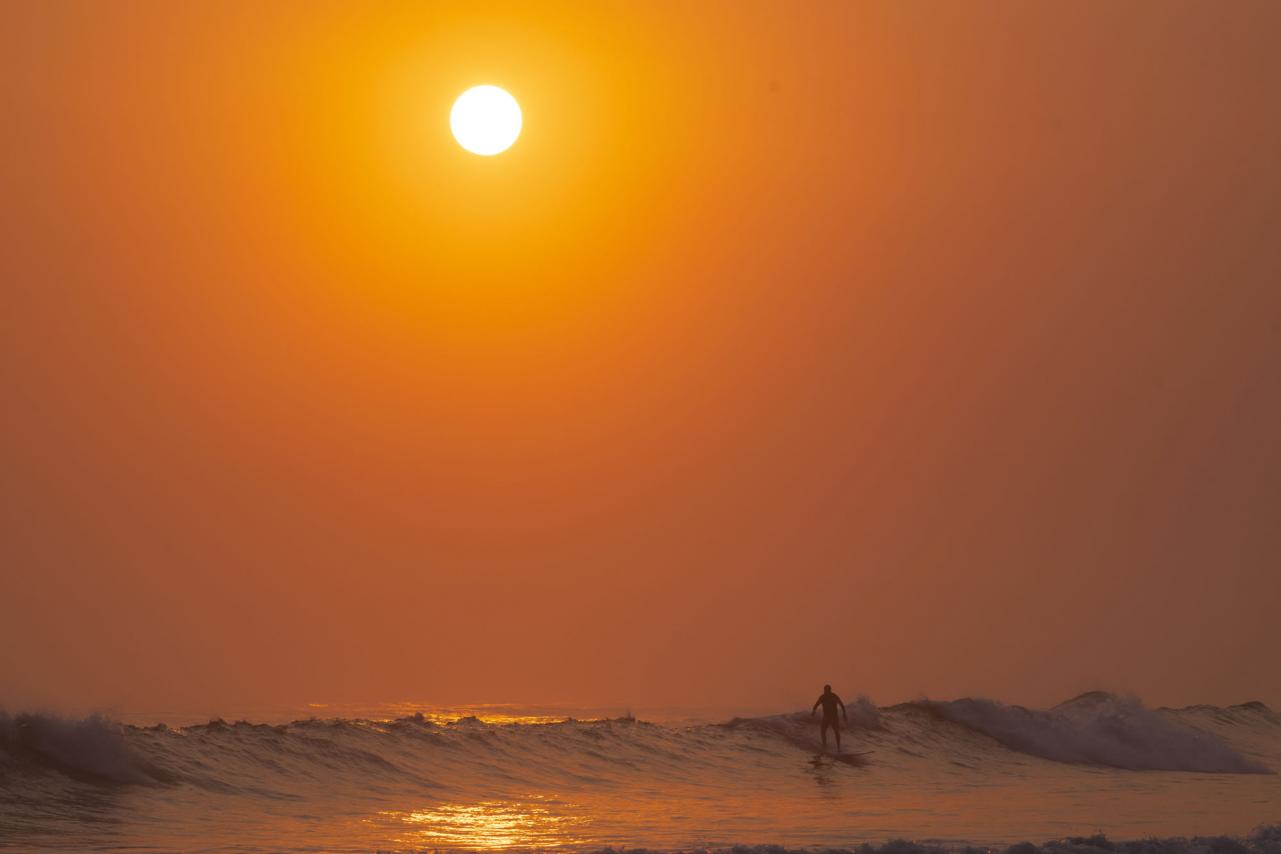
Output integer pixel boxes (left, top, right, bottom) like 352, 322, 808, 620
811, 684, 848, 751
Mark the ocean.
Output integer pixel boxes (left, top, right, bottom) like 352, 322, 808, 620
1, 692, 1278, 853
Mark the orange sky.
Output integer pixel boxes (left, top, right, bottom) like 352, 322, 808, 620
3, 1, 1280, 715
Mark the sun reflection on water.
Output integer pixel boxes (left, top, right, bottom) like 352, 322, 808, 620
382, 703, 581, 726
375, 798, 593, 850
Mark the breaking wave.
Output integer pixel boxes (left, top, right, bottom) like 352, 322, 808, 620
915, 692, 1273, 774
0, 710, 172, 785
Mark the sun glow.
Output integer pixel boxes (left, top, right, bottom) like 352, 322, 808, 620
450, 85, 522, 156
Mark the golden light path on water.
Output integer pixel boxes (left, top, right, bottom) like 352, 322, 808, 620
373, 798, 595, 850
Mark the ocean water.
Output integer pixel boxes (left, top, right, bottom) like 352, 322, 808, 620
1, 692, 1278, 853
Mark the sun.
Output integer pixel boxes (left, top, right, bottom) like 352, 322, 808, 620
450, 85, 522, 156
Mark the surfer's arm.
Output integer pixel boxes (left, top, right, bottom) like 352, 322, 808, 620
838, 696, 847, 720
811, 697, 822, 715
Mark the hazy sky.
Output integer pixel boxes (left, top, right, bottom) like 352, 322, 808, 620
3, 1, 1279, 716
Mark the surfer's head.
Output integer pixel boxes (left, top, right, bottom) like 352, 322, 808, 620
824, 684, 831, 693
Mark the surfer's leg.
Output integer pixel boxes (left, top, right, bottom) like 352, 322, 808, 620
834, 720, 841, 751
819, 719, 829, 747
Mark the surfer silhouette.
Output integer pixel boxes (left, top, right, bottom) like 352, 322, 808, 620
811, 684, 848, 751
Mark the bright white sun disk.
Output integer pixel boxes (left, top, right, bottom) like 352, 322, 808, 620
450, 86, 522, 156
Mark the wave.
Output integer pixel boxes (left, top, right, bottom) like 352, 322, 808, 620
915, 692, 1274, 774
1, 693, 1273, 794
0, 711, 173, 785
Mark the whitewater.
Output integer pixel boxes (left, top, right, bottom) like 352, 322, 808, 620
1, 692, 1278, 853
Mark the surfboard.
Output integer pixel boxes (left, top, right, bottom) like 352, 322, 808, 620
830, 750, 873, 765
812, 750, 873, 765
